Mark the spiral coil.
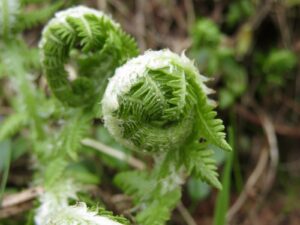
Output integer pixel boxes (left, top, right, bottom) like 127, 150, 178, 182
40, 6, 138, 107
102, 49, 231, 153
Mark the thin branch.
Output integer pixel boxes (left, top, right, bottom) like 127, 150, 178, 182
0, 201, 33, 219
135, 0, 146, 51
256, 111, 279, 198
250, 0, 273, 29
0, 186, 43, 208
227, 148, 269, 222
177, 201, 197, 225
184, 0, 195, 27
0, 186, 44, 218
235, 104, 300, 138
81, 138, 146, 170
97, 0, 107, 12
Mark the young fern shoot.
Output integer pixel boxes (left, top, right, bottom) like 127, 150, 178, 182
36, 6, 138, 225
35, 178, 128, 225
40, 6, 138, 107
102, 49, 232, 224
102, 49, 231, 154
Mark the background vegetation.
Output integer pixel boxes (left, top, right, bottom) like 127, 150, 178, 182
0, 0, 300, 224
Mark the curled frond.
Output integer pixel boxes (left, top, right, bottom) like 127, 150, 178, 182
104, 50, 231, 224
40, 6, 138, 107
35, 178, 127, 225
102, 49, 231, 153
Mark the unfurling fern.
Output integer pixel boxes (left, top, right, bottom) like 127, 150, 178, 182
102, 49, 231, 153
35, 178, 128, 225
102, 49, 231, 224
35, 6, 138, 225
40, 6, 138, 107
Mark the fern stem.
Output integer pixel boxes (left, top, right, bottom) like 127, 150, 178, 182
81, 138, 145, 170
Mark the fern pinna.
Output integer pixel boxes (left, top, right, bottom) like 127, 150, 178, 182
40, 6, 138, 107
102, 49, 231, 225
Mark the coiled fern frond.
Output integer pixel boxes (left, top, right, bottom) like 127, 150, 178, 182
40, 6, 138, 107
102, 49, 231, 153
103, 50, 231, 224
35, 178, 128, 225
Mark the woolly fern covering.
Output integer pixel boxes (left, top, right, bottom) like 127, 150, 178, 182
102, 49, 231, 153
103, 50, 232, 224
40, 6, 138, 107
35, 178, 127, 225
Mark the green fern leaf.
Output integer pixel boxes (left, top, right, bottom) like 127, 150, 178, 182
115, 170, 182, 225
0, 113, 27, 141
136, 189, 181, 225
195, 91, 232, 151
16, 1, 63, 31
44, 158, 67, 188
114, 171, 154, 203
59, 112, 90, 159
182, 141, 222, 189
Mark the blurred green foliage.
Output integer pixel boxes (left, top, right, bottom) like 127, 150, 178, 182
255, 49, 297, 87
189, 18, 248, 108
189, 8, 297, 108
226, 0, 255, 28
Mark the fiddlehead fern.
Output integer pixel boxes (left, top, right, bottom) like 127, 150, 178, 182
40, 6, 138, 107
103, 49, 232, 225
102, 49, 231, 153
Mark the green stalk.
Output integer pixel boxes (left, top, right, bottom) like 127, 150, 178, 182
0, 140, 11, 205
213, 126, 234, 225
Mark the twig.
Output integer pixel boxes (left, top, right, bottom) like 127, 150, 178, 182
0, 186, 44, 218
81, 138, 146, 170
135, 0, 146, 51
184, 0, 195, 27
0, 186, 43, 208
250, 0, 273, 29
97, 0, 107, 12
177, 201, 197, 225
107, 0, 129, 16
211, 0, 227, 23
0, 201, 33, 219
227, 148, 269, 222
235, 105, 300, 138
274, 3, 291, 48
256, 111, 279, 199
